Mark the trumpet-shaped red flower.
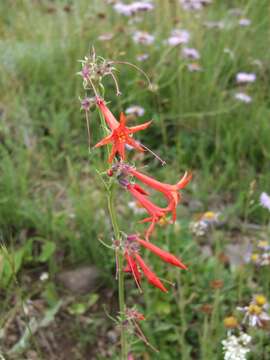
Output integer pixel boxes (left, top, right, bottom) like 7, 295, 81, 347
134, 253, 168, 292
96, 97, 119, 130
95, 98, 151, 162
135, 237, 187, 270
125, 166, 192, 221
126, 182, 170, 240
124, 234, 187, 292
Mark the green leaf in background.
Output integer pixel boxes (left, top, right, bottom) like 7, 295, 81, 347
67, 293, 99, 316
37, 241, 56, 262
0, 240, 33, 287
42, 282, 59, 307
68, 302, 88, 315
87, 293, 99, 308
154, 301, 172, 315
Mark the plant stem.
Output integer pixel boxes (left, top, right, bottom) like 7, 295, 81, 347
108, 186, 128, 360
95, 87, 127, 358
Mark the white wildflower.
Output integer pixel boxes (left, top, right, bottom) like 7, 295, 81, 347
222, 332, 251, 360
98, 33, 114, 41
187, 63, 202, 72
180, 0, 212, 11
249, 241, 270, 266
128, 201, 145, 214
167, 29, 190, 46
260, 192, 270, 211
236, 72, 256, 84
114, 3, 134, 16
190, 211, 221, 236
126, 105, 145, 117
131, 1, 154, 13
239, 18, 251, 27
40, 272, 49, 281
113, 2, 154, 16
234, 92, 252, 103
260, 252, 270, 266
182, 47, 200, 60
237, 296, 270, 328
132, 31, 155, 45
136, 53, 149, 61
190, 220, 208, 236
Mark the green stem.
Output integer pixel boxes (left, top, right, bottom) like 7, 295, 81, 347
94, 85, 127, 358
107, 186, 128, 360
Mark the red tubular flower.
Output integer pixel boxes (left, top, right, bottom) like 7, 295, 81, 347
95, 98, 152, 162
136, 237, 187, 270
132, 183, 150, 196
96, 97, 119, 130
134, 253, 168, 292
126, 167, 192, 221
126, 183, 169, 240
124, 234, 186, 292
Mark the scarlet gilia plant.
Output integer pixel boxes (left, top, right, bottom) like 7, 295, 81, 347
79, 49, 191, 359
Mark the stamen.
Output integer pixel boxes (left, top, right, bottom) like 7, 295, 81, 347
111, 61, 152, 89
110, 71, 122, 96
140, 143, 166, 166
132, 320, 159, 353
87, 76, 99, 98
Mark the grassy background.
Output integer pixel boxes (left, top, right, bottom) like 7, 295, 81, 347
0, 0, 270, 359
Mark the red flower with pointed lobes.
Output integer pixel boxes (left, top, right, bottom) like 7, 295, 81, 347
134, 253, 168, 292
136, 237, 187, 270
126, 182, 170, 240
125, 166, 192, 221
95, 98, 152, 163
124, 234, 187, 292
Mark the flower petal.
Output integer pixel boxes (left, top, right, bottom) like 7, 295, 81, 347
129, 121, 152, 134
94, 133, 113, 148
136, 238, 187, 270
96, 98, 119, 130
134, 253, 168, 292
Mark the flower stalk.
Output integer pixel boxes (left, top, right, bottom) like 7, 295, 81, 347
107, 182, 128, 360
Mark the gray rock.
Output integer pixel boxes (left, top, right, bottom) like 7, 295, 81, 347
225, 242, 252, 268
57, 266, 100, 295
